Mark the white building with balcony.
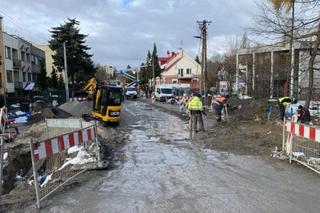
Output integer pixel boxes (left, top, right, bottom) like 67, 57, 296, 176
159, 49, 201, 89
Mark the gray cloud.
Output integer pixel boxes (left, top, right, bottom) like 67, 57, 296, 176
1, 0, 256, 69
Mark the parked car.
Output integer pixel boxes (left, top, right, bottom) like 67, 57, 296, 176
125, 87, 138, 99
155, 85, 174, 102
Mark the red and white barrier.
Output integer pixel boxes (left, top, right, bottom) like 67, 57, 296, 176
286, 122, 320, 142
33, 126, 96, 161
0, 107, 7, 134
283, 121, 320, 174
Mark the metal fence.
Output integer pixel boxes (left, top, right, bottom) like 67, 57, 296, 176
0, 107, 8, 201
30, 118, 101, 208
283, 121, 320, 174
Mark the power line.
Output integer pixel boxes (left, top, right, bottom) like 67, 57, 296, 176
0, 10, 48, 44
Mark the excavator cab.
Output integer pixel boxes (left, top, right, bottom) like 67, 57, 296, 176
91, 85, 123, 125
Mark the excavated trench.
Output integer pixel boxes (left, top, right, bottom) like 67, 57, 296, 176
2, 146, 31, 194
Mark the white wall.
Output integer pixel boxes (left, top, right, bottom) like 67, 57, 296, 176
162, 51, 201, 77
3, 33, 18, 93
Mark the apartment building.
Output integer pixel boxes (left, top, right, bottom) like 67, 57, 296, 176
2, 34, 45, 94
0, 17, 5, 95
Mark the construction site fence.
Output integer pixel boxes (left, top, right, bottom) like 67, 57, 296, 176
30, 118, 100, 208
0, 107, 8, 201
283, 120, 320, 174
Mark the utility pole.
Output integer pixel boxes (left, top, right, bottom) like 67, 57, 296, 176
63, 41, 69, 102
289, 0, 295, 97
152, 59, 155, 92
197, 20, 211, 106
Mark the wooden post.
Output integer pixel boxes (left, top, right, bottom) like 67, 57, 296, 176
252, 52, 256, 92
270, 51, 274, 99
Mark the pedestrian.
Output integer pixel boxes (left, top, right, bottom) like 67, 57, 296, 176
187, 93, 204, 132
297, 105, 311, 124
212, 95, 228, 122
277, 97, 297, 120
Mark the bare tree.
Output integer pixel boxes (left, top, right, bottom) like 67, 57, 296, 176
250, 0, 320, 107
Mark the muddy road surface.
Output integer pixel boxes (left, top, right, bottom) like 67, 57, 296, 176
28, 101, 320, 213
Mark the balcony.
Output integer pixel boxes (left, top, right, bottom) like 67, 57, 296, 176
178, 74, 194, 79
13, 59, 21, 69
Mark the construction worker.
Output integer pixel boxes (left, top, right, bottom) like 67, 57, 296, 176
297, 105, 311, 124
278, 97, 297, 120
212, 95, 228, 122
187, 93, 204, 132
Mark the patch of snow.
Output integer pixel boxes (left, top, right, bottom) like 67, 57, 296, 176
14, 116, 28, 123
307, 157, 320, 165
239, 95, 252, 100
15, 111, 25, 116
11, 104, 20, 108
3, 152, 8, 160
292, 152, 305, 158
67, 146, 81, 154
58, 148, 96, 171
40, 174, 52, 188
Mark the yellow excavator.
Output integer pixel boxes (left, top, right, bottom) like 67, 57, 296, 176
82, 77, 123, 125
82, 77, 97, 99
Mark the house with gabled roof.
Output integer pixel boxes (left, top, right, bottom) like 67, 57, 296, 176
158, 49, 201, 89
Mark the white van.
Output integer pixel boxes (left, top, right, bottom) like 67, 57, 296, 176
155, 85, 174, 101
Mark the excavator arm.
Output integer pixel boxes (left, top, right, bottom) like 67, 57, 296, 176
83, 77, 97, 91
82, 77, 97, 99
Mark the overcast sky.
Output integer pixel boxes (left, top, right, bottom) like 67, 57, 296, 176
1, 0, 257, 69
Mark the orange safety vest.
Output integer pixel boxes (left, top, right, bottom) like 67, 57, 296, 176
213, 96, 226, 105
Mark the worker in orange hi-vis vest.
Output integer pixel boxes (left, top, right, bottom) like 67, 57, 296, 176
212, 95, 229, 122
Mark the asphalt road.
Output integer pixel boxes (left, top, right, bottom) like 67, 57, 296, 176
32, 100, 320, 213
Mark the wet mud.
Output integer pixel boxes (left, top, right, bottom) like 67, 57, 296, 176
17, 100, 320, 213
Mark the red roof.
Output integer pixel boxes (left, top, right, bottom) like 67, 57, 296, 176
158, 57, 171, 65
158, 52, 178, 71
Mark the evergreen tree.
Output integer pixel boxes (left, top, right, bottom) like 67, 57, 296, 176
146, 50, 152, 80
49, 18, 93, 98
49, 69, 59, 89
139, 62, 148, 85
152, 43, 161, 77
37, 60, 48, 90
58, 74, 65, 90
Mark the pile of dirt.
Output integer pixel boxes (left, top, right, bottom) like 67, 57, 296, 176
59, 100, 91, 117
228, 97, 277, 122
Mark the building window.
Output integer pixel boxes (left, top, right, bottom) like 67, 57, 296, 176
14, 71, 19, 82
5, 46, 11, 59
172, 79, 177, 84
178, 68, 183, 76
21, 51, 25, 61
35, 57, 39, 65
28, 73, 32, 81
32, 73, 37, 82
6, 70, 13, 83
23, 72, 26, 82
186, 68, 192, 74
26, 53, 30, 63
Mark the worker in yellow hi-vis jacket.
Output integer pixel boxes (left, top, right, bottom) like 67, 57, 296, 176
188, 93, 204, 132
